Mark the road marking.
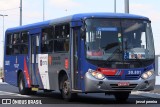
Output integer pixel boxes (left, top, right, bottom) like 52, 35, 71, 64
0, 82, 8, 84
0, 91, 30, 97
131, 91, 160, 98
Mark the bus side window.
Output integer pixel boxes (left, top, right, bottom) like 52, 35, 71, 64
41, 27, 54, 53
6, 32, 29, 55
21, 32, 29, 54
54, 24, 70, 52
12, 33, 20, 54
21, 32, 28, 43
6, 34, 13, 55
13, 33, 20, 44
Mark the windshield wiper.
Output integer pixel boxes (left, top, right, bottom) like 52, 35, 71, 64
102, 42, 121, 63
103, 42, 119, 51
105, 47, 122, 63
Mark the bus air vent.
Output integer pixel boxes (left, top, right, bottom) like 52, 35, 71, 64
110, 84, 137, 91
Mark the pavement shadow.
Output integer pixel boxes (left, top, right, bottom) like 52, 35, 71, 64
29, 92, 134, 104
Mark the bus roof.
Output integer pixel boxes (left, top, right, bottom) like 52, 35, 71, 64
6, 13, 149, 33
72, 12, 149, 21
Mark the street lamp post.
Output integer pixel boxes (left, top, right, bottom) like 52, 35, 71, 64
114, 0, 116, 13
125, 0, 129, 13
20, 0, 22, 26
43, 0, 45, 21
0, 14, 8, 42
0, 14, 8, 79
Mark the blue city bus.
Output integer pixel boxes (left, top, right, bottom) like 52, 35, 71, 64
4, 13, 155, 101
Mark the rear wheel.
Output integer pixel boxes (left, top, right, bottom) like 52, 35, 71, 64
114, 92, 130, 102
18, 72, 30, 95
61, 75, 77, 101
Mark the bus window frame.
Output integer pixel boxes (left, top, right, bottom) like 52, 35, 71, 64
41, 26, 54, 54
5, 31, 29, 56
53, 23, 70, 53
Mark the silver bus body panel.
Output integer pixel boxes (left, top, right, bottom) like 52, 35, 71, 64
84, 72, 155, 92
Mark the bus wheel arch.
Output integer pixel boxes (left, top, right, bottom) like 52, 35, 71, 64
18, 71, 30, 95
17, 70, 23, 86
58, 70, 76, 101
58, 70, 68, 91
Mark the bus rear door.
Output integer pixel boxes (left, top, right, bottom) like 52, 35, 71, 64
30, 31, 50, 90
30, 33, 40, 88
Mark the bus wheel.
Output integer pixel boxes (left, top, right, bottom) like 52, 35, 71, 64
114, 92, 130, 102
61, 75, 76, 101
18, 72, 29, 95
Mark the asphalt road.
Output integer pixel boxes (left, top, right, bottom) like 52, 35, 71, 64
0, 83, 160, 107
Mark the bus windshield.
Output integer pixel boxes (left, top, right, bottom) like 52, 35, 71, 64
85, 19, 154, 61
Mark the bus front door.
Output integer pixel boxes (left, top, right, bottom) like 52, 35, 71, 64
30, 34, 40, 87
72, 27, 81, 90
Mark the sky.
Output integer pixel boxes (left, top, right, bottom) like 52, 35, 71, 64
0, 0, 160, 67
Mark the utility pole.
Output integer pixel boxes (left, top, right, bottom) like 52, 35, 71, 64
20, 0, 22, 26
125, 0, 129, 13
43, 0, 45, 21
114, 0, 116, 13
0, 14, 8, 78
0, 14, 8, 42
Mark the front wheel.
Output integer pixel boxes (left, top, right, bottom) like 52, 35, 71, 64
114, 92, 130, 102
61, 75, 77, 101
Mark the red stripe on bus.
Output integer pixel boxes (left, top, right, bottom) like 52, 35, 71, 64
120, 70, 124, 76
24, 58, 31, 88
98, 68, 117, 76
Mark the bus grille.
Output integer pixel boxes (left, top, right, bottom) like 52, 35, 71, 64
107, 76, 121, 80
110, 84, 137, 91
106, 75, 140, 80
125, 75, 140, 80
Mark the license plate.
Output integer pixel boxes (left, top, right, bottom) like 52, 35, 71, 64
118, 82, 130, 86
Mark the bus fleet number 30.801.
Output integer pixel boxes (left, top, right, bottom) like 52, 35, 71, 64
128, 70, 142, 75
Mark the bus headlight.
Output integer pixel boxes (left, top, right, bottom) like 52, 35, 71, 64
88, 69, 105, 80
142, 73, 149, 79
147, 70, 153, 77
141, 69, 154, 79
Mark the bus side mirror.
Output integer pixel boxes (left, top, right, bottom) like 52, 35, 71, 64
81, 26, 86, 39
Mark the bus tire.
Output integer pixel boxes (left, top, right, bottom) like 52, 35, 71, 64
18, 72, 30, 95
61, 75, 77, 101
114, 92, 130, 102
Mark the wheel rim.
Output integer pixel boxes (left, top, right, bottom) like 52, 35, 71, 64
63, 81, 69, 95
19, 79, 23, 91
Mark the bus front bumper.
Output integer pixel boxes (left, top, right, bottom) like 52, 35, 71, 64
84, 72, 155, 92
